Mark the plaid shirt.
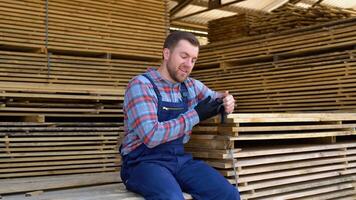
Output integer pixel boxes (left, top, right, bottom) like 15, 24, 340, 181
121, 68, 217, 155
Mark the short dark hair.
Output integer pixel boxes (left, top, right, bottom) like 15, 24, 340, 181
163, 31, 200, 50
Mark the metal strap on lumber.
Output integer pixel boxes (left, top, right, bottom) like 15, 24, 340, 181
45, 0, 51, 78
229, 149, 239, 188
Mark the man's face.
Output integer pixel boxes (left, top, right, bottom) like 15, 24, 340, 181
164, 40, 199, 83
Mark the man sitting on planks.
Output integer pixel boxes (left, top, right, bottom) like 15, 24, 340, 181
120, 31, 240, 200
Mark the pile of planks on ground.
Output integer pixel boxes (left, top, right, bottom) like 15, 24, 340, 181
0, 0, 166, 59
195, 17, 356, 112
188, 113, 356, 199
208, 3, 356, 43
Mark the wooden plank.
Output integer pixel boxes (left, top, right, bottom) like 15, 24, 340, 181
0, 173, 121, 194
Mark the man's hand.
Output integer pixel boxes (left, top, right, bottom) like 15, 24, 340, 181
194, 96, 221, 122
220, 91, 235, 114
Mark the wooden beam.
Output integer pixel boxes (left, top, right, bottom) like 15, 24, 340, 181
170, 0, 193, 17
171, 0, 247, 21
311, 0, 324, 8
170, 20, 208, 32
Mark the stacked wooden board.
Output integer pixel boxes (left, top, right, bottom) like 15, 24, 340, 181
0, 0, 46, 50
0, 122, 123, 179
0, 0, 165, 193
0, 50, 154, 86
0, 50, 161, 119
195, 17, 356, 112
208, 3, 356, 43
0, 0, 167, 59
188, 113, 356, 199
208, 14, 255, 43
0, 174, 193, 200
193, 49, 356, 112
200, 17, 356, 67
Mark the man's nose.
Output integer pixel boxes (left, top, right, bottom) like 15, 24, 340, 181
185, 58, 193, 68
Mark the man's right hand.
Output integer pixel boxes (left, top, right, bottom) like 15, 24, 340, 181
194, 96, 223, 122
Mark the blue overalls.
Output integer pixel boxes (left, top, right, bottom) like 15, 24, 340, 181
121, 74, 240, 200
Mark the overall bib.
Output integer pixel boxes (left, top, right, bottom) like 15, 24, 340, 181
121, 74, 240, 200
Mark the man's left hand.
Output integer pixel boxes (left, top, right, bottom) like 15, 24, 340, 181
220, 91, 235, 114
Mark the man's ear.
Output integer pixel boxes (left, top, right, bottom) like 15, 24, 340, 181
163, 48, 170, 61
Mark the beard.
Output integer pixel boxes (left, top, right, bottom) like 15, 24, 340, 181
167, 61, 189, 83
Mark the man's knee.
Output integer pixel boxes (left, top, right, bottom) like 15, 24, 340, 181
218, 184, 240, 200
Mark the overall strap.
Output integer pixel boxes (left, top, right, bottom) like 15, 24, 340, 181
142, 74, 162, 101
143, 73, 189, 104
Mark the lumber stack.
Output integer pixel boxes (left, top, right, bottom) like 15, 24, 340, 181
0, 0, 164, 185
208, 14, 255, 43
0, 122, 123, 179
0, 0, 164, 194
208, 3, 356, 43
196, 18, 356, 112
0, 81, 124, 118
200, 17, 356, 67
249, 4, 356, 37
0, 0, 46, 50
236, 142, 356, 199
187, 113, 356, 199
0, 0, 167, 59
0, 50, 160, 118
0, 50, 154, 86
47, 0, 166, 58
193, 50, 356, 112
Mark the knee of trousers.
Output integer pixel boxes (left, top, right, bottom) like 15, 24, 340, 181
221, 185, 241, 200
207, 183, 240, 200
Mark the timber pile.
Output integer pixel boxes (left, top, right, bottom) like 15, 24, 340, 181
199, 17, 356, 67
0, 0, 163, 190
193, 50, 356, 112
0, 0, 166, 59
0, 50, 160, 118
208, 14, 256, 43
0, 122, 123, 179
0, 0, 46, 50
0, 50, 154, 86
0, 81, 124, 118
188, 113, 356, 199
47, 0, 166, 58
208, 3, 356, 43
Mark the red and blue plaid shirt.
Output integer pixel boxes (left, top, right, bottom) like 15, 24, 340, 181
121, 68, 217, 155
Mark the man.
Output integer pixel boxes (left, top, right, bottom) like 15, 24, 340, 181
120, 31, 240, 200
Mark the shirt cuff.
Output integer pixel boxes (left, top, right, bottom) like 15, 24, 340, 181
184, 109, 200, 130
